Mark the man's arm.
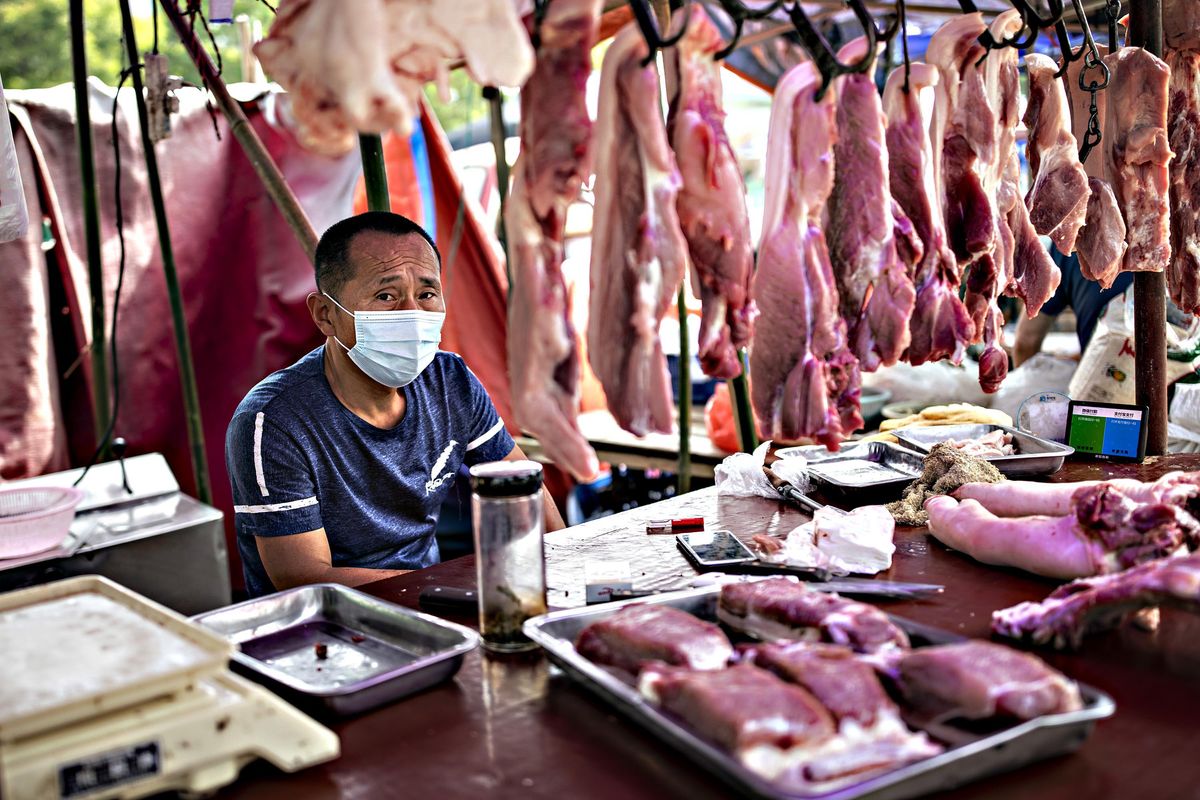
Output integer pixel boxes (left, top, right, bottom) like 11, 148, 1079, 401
1013, 311, 1056, 368
505, 444, 566, 532
256, 528, 409, 591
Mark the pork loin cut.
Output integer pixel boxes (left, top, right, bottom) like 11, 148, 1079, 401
575, 604, 733, 673
588, 23, 689, 435
666, 7, 756, 379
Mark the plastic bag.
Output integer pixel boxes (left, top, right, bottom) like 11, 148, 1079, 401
714, 442, 809, 499
991, 353, 1077, 423
862, 361, 991, 408
0, 71, 28, 244
705, 382, 740, 454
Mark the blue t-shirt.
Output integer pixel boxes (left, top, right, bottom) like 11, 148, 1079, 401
1041, 246, 1134, 350
226, 346, 514, 597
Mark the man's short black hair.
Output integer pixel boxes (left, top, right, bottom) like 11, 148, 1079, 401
314, 211, 441, 295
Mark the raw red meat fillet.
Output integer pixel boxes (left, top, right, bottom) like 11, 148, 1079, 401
747, 642, 897, 727
505, 0, 602, 482
718, 578, 909, 653
1023, 53, 1090, 255
826, 38, 916, 372
1105, 47, 1173, 273
588, 23, 689, 435
574, 604, 733, 673
751, 62, 861, 448
993, 552, 1200, 649
883, 62, 974, 366
1076, 177, 1128, 288
1166, 48, 1200, 313
666, 7, 756, 380
896, 640, 1083, 720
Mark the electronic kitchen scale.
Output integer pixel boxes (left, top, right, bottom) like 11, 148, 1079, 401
0, 576, 340, 800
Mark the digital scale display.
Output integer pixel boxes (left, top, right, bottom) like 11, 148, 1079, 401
1066, 401, 1148, 462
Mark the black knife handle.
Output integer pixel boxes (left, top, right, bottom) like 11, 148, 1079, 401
419, 585, 478, 611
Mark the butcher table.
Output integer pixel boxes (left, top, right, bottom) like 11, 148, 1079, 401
218, 455, 1200, 800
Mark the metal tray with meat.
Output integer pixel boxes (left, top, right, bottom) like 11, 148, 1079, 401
776, 442, 925, 503
890, 424, 1074, 477
524, 583, 1114, 800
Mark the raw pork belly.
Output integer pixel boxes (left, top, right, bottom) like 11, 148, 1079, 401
666, 7, 756, 380
638, 664, 836, 781
1166, 47, 1200, 313
883, 63, 974, 365
895, 640, 1083, 721
574, 604, 733, 673
588, 24, 689, 435
505, 0, 602, 482
255, 0, 533, 155
826, 38, 916, 372
1105, 47, 1173, 273
994, 552, 1200, 649
751, 62, 862, 448
1076, 177, 1128, 288
718, 578, 909, 653
1023, 53, 1090, 255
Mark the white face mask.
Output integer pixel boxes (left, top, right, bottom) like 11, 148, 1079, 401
325, 293, 445, 388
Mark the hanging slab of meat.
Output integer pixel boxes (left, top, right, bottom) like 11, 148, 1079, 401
884, 63, 974, 366
826, 38, 916, 372
893, 641, 1083, 721
993, 552, 1200, 649
256, 0, 534, 156
1166, 48, 1200, 313
638, 663, 837, 783
751, 62, 862, 449
574, 604, 733, 673
1023, 53, 1090, 255
1164, 0, 1200, 50
747, 642, 943, 769
718, 578, 910, 653
926, 480, 1200, 580
505, 0, 602, 482
588, 24, 690, 436
1105, 47, 1173, 273
665, 7, 756, 380
1076, 177, 1128, 288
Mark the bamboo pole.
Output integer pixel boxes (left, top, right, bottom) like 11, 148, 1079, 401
69, 0, 110, 448
1128, 0, 1169, 455
359, 134, 391, 212
730, 350, 758, 453
118, 0, 212, 504
157, 0, 318, 260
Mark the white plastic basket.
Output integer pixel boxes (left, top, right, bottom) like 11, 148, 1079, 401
0, 486, 85, 559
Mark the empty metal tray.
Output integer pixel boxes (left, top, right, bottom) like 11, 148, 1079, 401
777, 442, 924, 503
890, 424, 1074, 477
524, 587, 1114, 800
192, 583, 479, 716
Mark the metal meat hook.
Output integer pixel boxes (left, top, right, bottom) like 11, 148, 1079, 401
712, 0, 787, 61
786, 0, 878, 101
1052, 0, 1098, 78
628, 0, 693, 66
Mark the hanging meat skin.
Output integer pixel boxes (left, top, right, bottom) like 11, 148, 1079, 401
884, 63, 974, 366
255, 0, 534, 155
505, 0, 602, 482
1076, 177, 1128, 288
1105, 47, 1174, 274
1023, 53, 1090, 256
993, 552, 1200, 649
826, 38, 916, 372
1163, 0, 1200, 51
751, 63, 862, 448
1166, 48, 1200, 313
666, 7, 756, 380
588, 24, 689, 436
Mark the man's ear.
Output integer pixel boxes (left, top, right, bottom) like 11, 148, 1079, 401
307, 291, 336, 338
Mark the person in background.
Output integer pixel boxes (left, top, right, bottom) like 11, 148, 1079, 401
226, 212, 564, 598
1013, 246, 1133, 367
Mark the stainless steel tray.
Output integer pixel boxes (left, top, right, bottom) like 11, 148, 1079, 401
890, 424, 1074, 477
524, 586, 1114, 800
777, 442, 923, 503
192, 583, 479, 716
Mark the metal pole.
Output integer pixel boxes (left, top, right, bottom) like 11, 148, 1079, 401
69, 0, 110, 448
157, 0, 318, 260
118, 0, 213, 504
730, 350, 758, 453
359, 134, 391, 212
482, 86, 511, 275
1128, 0, 1169, 455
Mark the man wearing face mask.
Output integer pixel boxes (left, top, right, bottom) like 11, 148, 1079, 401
226, 211, 564, 597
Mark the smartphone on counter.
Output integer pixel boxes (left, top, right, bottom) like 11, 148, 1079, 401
676, 530, 757, 569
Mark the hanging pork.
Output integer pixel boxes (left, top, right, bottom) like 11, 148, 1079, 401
1164, 13, 1200, 313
